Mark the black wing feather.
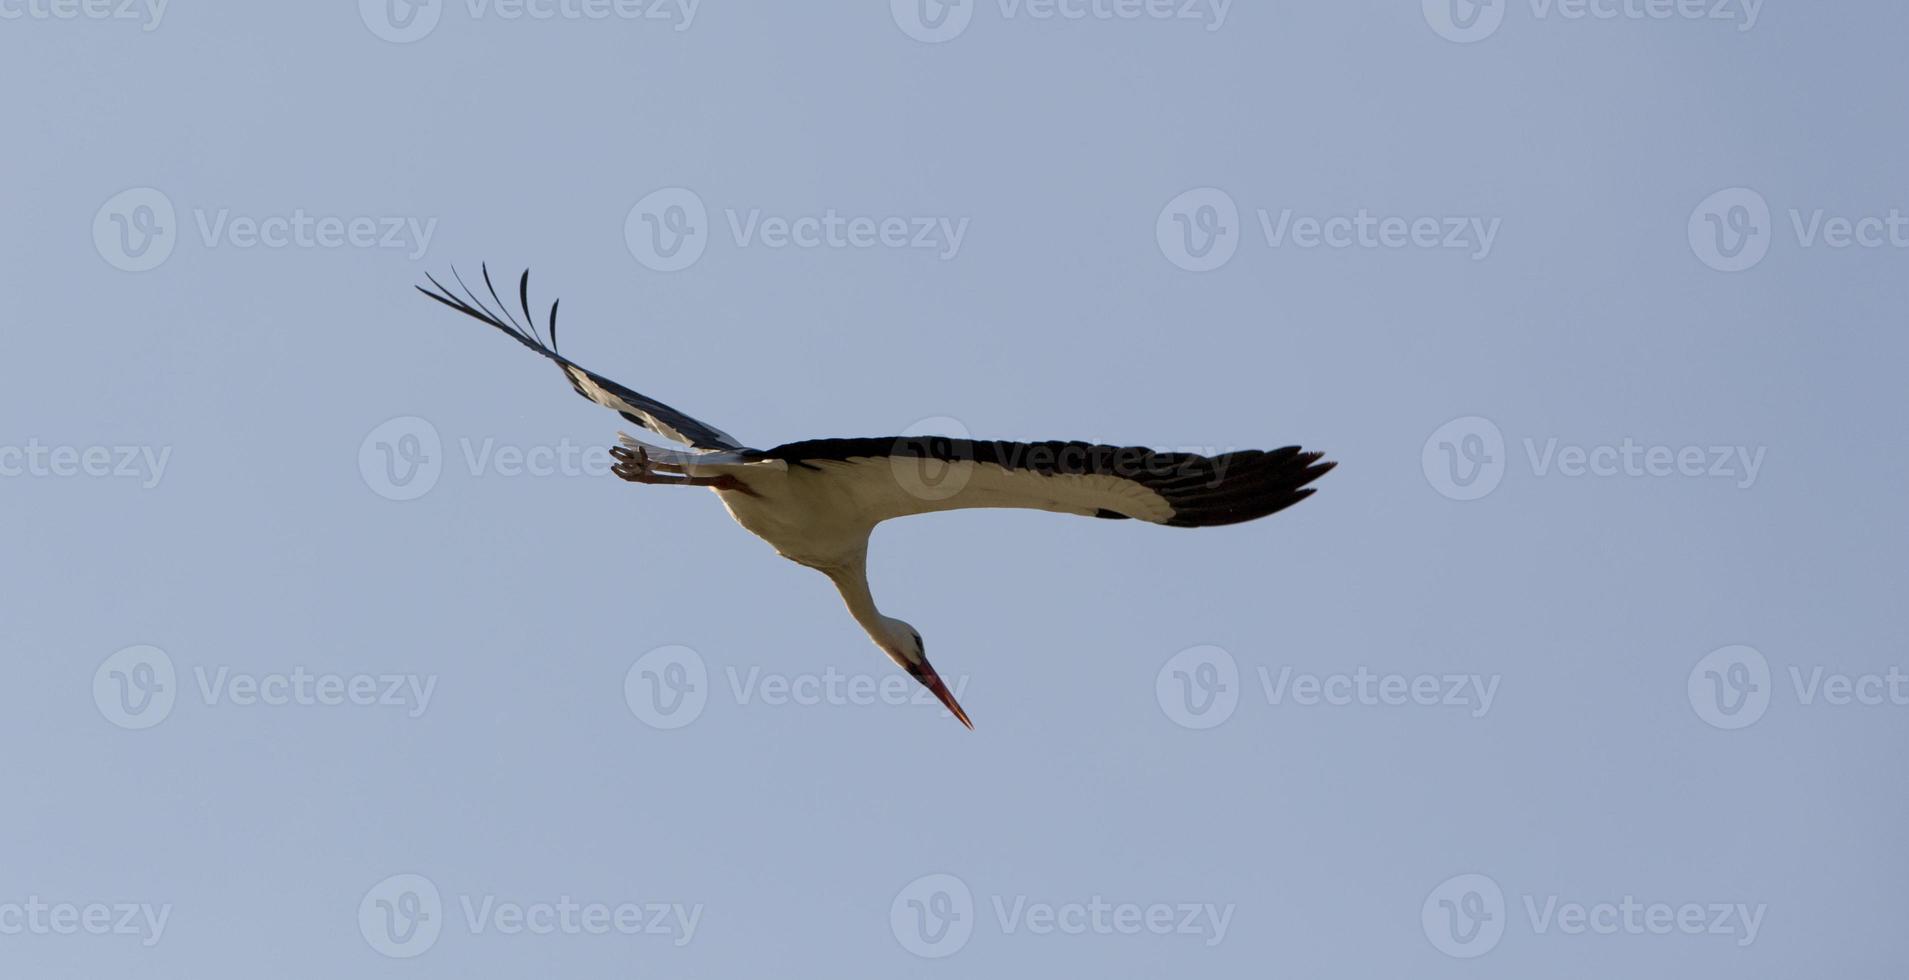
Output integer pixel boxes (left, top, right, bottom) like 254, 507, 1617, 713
417, 267, 744, 451
756, 436, 1333, 527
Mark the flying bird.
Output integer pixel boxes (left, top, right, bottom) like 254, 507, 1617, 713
418, 267, 1334, 728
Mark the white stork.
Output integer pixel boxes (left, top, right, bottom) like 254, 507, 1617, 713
419, 268, 1334, 728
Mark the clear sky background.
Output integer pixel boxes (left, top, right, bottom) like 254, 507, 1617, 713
3, 1, 1906, 977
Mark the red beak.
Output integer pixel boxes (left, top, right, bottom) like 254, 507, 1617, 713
905, 658, 973, 730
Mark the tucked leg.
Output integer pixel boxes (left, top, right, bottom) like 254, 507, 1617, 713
610, 445, 688, 485
610, 445, 756, 496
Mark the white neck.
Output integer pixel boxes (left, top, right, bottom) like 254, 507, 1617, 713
822, 551, 895, 641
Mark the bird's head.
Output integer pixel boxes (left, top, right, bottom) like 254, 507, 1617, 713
876, 617, 972, 730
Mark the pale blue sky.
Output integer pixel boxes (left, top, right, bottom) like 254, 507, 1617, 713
3, 2, 1905, 977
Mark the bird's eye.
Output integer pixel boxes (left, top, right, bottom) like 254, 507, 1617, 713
911, 631, 924, 654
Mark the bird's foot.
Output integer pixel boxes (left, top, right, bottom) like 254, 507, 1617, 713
610, 444, 667, 484
609, 444, 757, 496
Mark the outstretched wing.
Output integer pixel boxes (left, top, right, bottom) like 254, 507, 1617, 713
417, 266, 745, 451
753, 436, 1334, 528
